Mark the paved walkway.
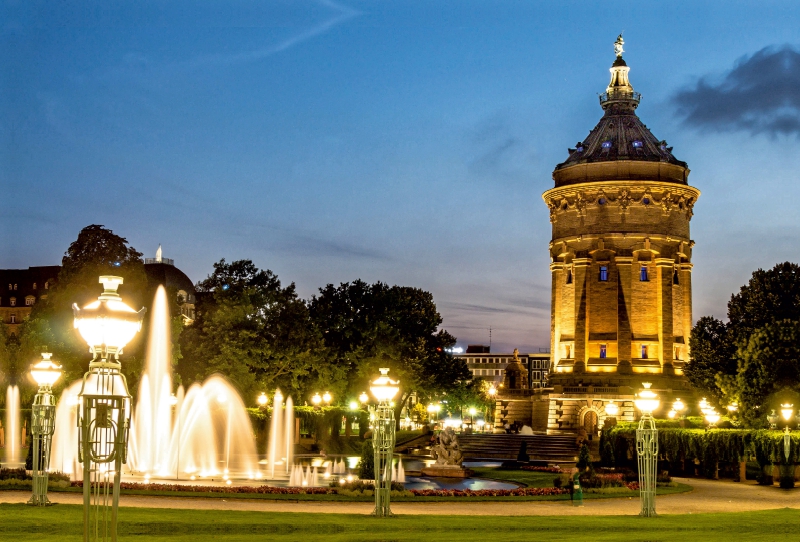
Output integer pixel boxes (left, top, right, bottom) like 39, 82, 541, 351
2, 479, 799, 516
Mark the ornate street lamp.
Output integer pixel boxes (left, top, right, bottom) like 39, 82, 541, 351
604, 401, 619, 417
359, 391, 369, 405
322, 391, 332, 405
73, 276, 145, 542
257, 392, 268, 407
27, 352, 62, 506
781, 404, 794, 462
634, 382, 659, 518
311, 392, 322, 407
368, 368, 399, 517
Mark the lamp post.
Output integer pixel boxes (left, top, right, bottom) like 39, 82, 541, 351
634, 382, 659, 517
73, 276, 145, 542
27, 352, 62, 506
369, 368, 399, 518
780, 404, 794, 463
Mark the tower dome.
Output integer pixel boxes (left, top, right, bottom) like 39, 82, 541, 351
542, 37, 700, 386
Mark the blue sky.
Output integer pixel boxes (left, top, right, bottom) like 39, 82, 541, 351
4, 1, 800, 352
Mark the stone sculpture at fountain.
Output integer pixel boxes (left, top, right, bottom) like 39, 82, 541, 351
421, 427, 473, 478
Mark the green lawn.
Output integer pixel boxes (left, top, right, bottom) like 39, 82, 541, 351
471, 466, 557, 487
0, 504, 797, 541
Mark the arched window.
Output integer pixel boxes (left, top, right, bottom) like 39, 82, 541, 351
9, 297, 16, 307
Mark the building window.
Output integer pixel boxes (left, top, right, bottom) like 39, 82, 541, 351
7, 284, 11, 290
565, 345, 572, 358
25, 297, 34, 306
9, 298, 15, 307
13, 284, 17, 290
632, 140, 643, 148
10, 314, 16, 324
674, 347, 680, 360
599, 266, 608, 281
600, 344, 607, 358
640, 266, 648, 281
45, 281, 49, 289
33, 283, 37, 290
641, 345, 648, 359
602, 141, 612, 149
673, 269, 680, 284
566, 270, 572, 284
495, 369, 500, 376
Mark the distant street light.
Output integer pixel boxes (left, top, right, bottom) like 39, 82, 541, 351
312, 393, 322, 406
257, 393, 268, 407
359, 392, 369, 405
322, 391, 332, 405
634, 382, 659, 517
369, 368, 400, 518
27, 352, 62, 506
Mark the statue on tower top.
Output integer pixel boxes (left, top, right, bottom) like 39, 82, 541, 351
614, 34, 624, 58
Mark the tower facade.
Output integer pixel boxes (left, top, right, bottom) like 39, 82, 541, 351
543, 38, 700, 386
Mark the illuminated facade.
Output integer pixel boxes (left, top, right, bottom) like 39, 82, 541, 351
541, 38, 700, 433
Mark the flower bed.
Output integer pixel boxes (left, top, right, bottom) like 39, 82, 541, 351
519, 466, 565, 473
409, 487, 569, 497
70, 481, 336, 495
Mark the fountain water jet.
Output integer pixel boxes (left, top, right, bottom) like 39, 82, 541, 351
4, 385, 21, 467
49, 381, 83, 476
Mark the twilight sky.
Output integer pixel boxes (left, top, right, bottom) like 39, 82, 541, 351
3, 1, 800, 352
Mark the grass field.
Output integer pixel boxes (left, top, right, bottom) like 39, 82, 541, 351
0, 504, 797, 541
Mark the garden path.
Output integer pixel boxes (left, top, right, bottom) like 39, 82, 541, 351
1, 479, 798, 516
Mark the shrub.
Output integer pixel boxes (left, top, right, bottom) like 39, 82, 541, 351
358, 439, 375, 480
576, 444, 592, 472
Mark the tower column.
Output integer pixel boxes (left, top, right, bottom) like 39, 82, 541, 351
680, 262, 694, 361
615, 257, 633, 373
573, 258, 591, 373
550, 262, 563, 370
656, 258, 675, 374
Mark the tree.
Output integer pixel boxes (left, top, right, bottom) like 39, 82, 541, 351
178, 259, 321, 400
687, 262, 800, 415
19, 225, 147, 387
309, 281, 469, 421
685, 316, 736, 404
736, 320, 800, 427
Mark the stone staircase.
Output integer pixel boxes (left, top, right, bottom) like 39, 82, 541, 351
457, 434, 579, 462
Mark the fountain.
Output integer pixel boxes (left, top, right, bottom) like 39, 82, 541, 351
50, 285, 265, 481
4, 385, 21, 467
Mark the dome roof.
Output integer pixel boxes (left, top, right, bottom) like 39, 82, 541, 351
553, 39, 688, 187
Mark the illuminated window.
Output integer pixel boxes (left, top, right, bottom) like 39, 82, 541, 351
565, 345, 572, 358
641, 345, 648, 359
599, 266, 608, 281
7, 284, 10, 290
13, 284, 17, 290
600, 344, 607, 359
9, 298, 15, 307
632, 140, 643, 148
10, 314, 16, 324
25, 296, 34, 306
44, 281, 49, 290
33, 283, 37, 290
640, 266, 648, 281
602, 141, 612, 149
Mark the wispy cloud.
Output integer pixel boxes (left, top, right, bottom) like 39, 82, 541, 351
673, 45, 800, 137
185, 0, 359, 70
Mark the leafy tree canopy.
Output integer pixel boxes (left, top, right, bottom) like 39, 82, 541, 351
20, 225, 147, 387
178, 259, 322, 401
736, 320, 800, 427
688, 262, 800, 424
309, 280, 468, 415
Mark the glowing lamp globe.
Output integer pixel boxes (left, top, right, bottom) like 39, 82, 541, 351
634, 383, 659, 416
72, 276, 146, 360
169, 393, 178, 406
31, 353, 62, 388
705, 411, 721, 426
359, 392, 369, 404
604, 401, 619, 417
726, 403, 738, 413
257, 393, 268, 406
311, 393, 322, 406
781, 403, 794, 422
322, 391, 332, 404
488, 385, 497, 397
673, 398, 685, 413
349, 400, 359, 411
667, 410, 676, 419
468, 407, 477, 417
369, 368, 399, 404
